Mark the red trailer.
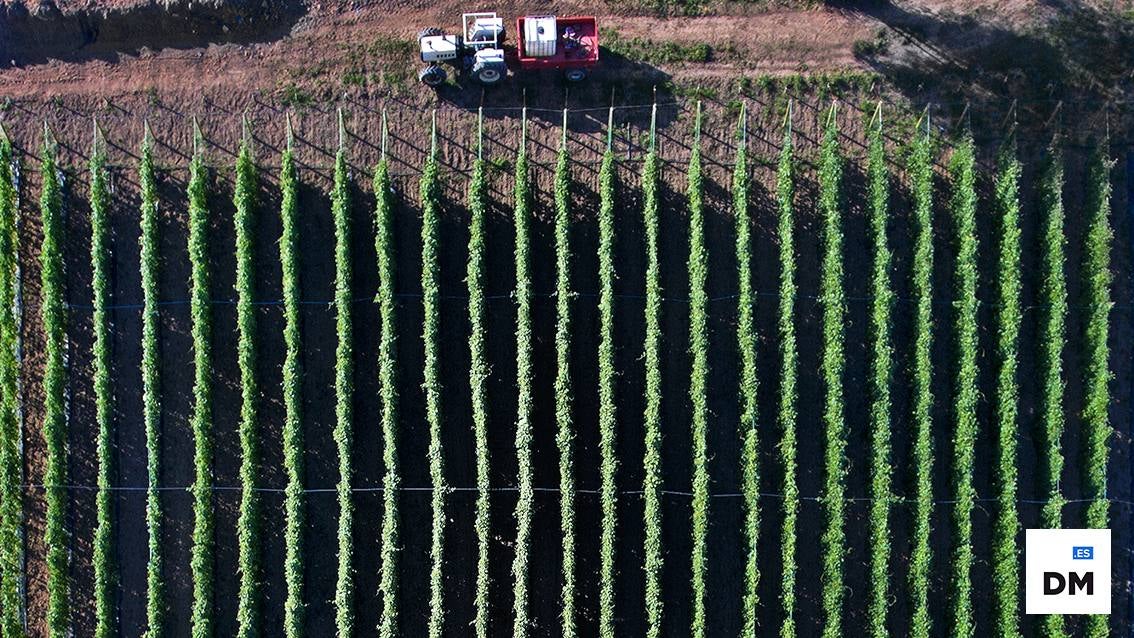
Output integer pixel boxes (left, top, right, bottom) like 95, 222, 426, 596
514, 15, 599, 82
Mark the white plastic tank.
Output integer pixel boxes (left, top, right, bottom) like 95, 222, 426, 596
523, 16, 557, 57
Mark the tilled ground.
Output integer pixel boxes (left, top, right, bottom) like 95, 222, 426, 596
0, 92, 1129, 636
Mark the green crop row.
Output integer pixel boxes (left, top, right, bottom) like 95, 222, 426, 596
467, 111, 490, 638
1083, 141, 1113, 529
187, 123, 215, 638
233, 128, 261, 638
865, 112, 893, 638
553, 112, 577, 638
641, 105, 664, 638
139, 126, 164, 638
908, 128, 934, 638
278, 124, 305, 638
776, 112, 798, 638
734, 105, 760, 638
818, 107, 847, 638
376, 128, 401, 638
332, 114, 356, 638
597, 108, 618, 638
992, 139, 1022, 638
949, 134, 978, 638
1083, 141, 1113, 638
421, 115, 447, 638
1039, 138, 1068, 532
89, 128, 114, 638
0, 129, 21, 638
1038, 138, 1068, 638
687, 103, 710, 638
39, 130, 68, 638
511, 112, 534, 638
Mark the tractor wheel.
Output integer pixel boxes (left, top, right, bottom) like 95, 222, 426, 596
472, 60, 504, 85
418, 27, 444, 40
418, 65, 447, 87
564, 67, 589, 82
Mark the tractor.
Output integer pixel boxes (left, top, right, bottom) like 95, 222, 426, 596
417, 12, 599, 87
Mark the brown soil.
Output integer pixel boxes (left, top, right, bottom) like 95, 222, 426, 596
0, 1, 877, 106
4, 96, 1128, 637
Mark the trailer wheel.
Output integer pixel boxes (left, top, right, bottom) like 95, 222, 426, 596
418, 65, 447, 87
564, 68, 589, 82
418, 27, 444, 39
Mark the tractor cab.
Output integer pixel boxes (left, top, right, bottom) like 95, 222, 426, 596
465, 13, 505, 49
463, 12, 507, 84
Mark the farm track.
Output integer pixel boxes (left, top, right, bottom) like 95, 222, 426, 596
0, 1, 873, 106
0, 86, 1128, 637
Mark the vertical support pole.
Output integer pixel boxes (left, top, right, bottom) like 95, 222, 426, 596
381, 109, 388, 162
606, 106, 614, 153
1127, 150, 1134, 631
431, 109, 438, 159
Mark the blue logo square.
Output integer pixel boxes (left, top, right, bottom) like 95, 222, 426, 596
1072, 546, 1094, 560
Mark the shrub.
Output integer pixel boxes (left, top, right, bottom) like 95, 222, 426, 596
776, 109, 799, 638
90, 126, 115, 638
597, 108, 618, 638
992, 139, 1022, 638
376, 139, 401, 638
553, 111, 577, 638
949, 133, 978, 638
1082, 142, 1113, 638
421, 115, 447, 638
331, 112, 356, 638
279, 122, 306, 638
40, 127, 69, 638
641, 105, 664, 638
853, 29, 889, 58
511, 111, 534, 638
865, 111, 893, 638
908, 127, 935, 638
233, 125, 261, 638
734, 104, 761, 638
467, 110, 490, 638
188, 122, 215, 638
0, 129, 21, 638
818, 106, 847, 638
599, 28, 718, 64
1039, 139, 1068, 638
